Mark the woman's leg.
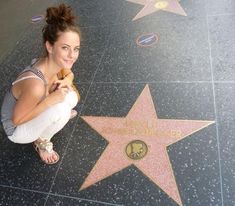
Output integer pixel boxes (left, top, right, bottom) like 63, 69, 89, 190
9, 90, 78, 144
8, 90, 78, 164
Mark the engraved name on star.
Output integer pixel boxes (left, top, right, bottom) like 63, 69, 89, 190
81, 85, 214, 206
126, 0, 187, 21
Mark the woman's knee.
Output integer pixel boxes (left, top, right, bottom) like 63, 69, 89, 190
64, 90, 78, 109
49, 103, 71, 122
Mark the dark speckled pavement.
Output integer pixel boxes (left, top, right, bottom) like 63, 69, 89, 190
0, 0, 235, 206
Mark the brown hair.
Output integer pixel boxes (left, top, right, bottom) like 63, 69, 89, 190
42, 4, 80, 55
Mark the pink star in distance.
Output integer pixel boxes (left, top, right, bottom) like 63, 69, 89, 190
127, 0, 187, 21
81, 85, 214, 206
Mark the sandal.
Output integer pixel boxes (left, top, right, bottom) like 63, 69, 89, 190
33, 139, 60, 165
70, 109, 78, 119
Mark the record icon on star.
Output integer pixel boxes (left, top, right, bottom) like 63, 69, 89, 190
31, 15, 44, 23
136, 33, 159, 47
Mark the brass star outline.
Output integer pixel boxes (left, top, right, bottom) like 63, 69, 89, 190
127, 0, 187, 21
80, 85, 214, 206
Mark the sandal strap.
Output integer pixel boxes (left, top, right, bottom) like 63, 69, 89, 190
36, 140, 53, 154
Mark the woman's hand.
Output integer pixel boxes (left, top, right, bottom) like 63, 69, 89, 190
49, 78, 72, 93
46, 85, 72, 106
54, 78, 72, 89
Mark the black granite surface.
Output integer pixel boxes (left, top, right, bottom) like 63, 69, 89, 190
215, 83, 235, 206
46, 194, 121, 206
0, 0, 234, 205
208, 14, 235, 81
0, 185, 47, 206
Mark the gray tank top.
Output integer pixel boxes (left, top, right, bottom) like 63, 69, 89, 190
1, 59, 47, 136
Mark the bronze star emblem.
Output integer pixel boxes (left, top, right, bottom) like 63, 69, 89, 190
80, 85, 214, 206
127, 0, 187, 21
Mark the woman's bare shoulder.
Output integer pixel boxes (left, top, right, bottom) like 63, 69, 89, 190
22, 77, 45, 95
13, 73, 45, 100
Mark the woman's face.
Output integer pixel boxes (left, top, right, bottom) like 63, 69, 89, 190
47, 31, 80, 69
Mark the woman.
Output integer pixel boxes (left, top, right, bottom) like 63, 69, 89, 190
1, 4, 81, 164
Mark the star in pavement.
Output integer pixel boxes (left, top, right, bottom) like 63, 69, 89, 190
127, 0, 187, 21
80, 85, 214, 206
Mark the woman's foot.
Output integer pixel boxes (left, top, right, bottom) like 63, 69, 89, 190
70, 109, 78, 119
33, 139, 59, 164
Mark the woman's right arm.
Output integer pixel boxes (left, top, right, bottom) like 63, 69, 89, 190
12, 79, 69, 125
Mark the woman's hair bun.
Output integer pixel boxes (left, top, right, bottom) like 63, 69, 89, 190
46, 3, 75, 26
42, 3, 80, 52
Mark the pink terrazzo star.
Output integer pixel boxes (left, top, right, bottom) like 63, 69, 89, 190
127, 0, 187, 21
81, 85, 214, 206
